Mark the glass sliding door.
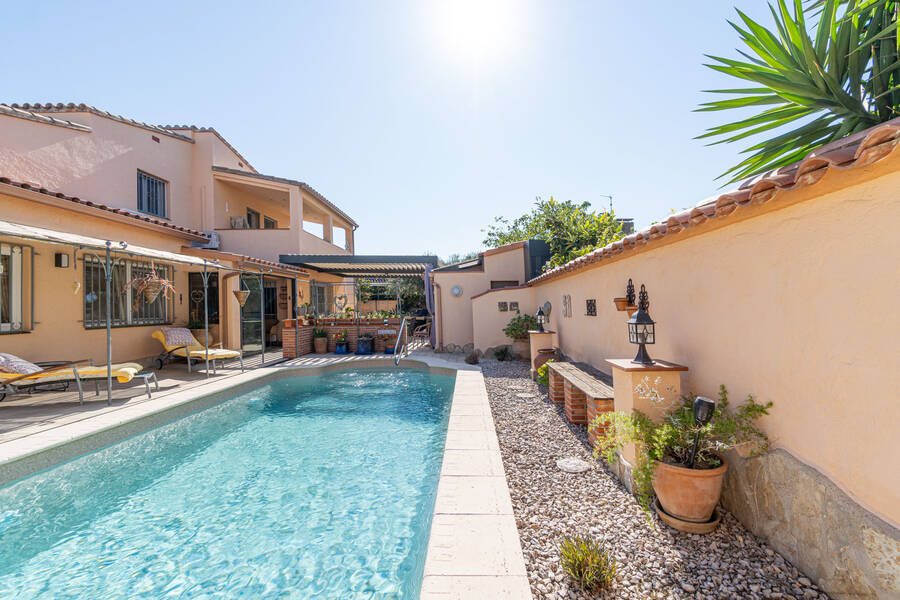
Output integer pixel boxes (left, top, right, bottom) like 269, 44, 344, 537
239, 274, 263, 355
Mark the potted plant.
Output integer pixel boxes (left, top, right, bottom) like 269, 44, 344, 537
591, 385, 771, 530
124, 262, 175, 309
502, 311, 539, 359
313, 328, 328, 354
613, 297, 630, 311
356, 333, 374, 355
334, 331, 348, 354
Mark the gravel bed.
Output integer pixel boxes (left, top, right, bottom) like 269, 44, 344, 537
481, 359, 829, 600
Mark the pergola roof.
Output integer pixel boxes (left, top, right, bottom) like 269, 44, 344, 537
279, 254, 438, 278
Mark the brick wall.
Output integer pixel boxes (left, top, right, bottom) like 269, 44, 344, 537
282, 318, 405, 357
282, 321, 313, 358
563, 379, 586, 424
549, 369, 564, 404
586, 396, 614, 446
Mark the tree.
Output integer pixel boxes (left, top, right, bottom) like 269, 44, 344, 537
483, 197, 624, 271
441, 251, 478, 266
698, 0, 900, 184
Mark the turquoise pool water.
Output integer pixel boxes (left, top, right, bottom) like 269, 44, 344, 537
0, 369, 454, 599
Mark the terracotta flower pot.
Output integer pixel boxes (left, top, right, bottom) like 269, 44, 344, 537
625, 305, 638, 317
511, 339, 529, 359
652, 455, 728, 523
613, 297, 629, 311
533, 348, 556, 371
314, 337, 327, 354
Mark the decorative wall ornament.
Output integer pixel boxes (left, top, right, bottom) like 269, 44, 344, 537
509, 301, 519, 311
542, 301, 552, 320
450, 285, 463, 297
562, 294, 572, 318
586, 299, 597, 316
498, 301, 508, 312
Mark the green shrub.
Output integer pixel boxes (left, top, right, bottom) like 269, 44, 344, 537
494, 346, 511, 361
502, 312, 538, 341
559, 535, 617, 592
536, 359, 553, 385
313, 328, 328, 338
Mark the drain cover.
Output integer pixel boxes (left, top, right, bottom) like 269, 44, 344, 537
556, 457, 592, 473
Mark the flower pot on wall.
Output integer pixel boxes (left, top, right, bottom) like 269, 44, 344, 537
613, 297, 629, 311
625, 305, 638, 317
652, 455, 728, 524
314, 337, 327, 354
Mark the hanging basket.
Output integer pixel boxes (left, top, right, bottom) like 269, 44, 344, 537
233, 290, 251, 307
142, 280, 165, 304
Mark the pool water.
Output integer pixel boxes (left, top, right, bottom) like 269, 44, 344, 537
0, 369, 454, 599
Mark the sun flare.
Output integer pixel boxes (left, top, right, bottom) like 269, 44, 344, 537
430, 0, 523, 71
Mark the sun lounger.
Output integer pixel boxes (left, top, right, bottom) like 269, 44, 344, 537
0, 356, 156, 404
152, 328, 243, 373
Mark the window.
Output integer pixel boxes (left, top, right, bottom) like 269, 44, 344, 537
263, 216, 277, 229
490, 280, 519, 289
246, 208, 260, 229
188, 272, 219, 325
0, 243, 33, 334
137, 171, 167, 218
83, 257, 171, 328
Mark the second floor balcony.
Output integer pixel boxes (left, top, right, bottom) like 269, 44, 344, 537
211, 168, 355, 262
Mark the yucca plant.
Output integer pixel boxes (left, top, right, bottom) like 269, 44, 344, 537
699, 0, 900, 184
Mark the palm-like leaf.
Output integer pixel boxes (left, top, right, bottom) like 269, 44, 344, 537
699, 0, 900, 184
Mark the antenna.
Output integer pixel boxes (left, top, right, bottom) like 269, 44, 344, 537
598, 194, 613, 213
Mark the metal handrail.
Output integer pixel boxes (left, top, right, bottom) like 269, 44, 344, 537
393, 317, 409, 366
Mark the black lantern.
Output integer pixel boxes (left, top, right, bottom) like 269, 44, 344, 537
536, 306, 545, 332
688, 396, 716, 468
626, 284, 655, 365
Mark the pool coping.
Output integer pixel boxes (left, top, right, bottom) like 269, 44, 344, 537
0, 355, 532, 600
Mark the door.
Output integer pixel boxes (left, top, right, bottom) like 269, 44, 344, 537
239, 274, 262, 355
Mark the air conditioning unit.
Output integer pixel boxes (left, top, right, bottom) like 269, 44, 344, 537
230, 216, 249, 229
191, 231, 220, 250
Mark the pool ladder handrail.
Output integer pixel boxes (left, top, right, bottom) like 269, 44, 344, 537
393, 317, 409, 366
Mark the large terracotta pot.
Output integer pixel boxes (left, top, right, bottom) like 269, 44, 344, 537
533, 348, 556, 371
652, 455, 728, 523
511, 339, 530, 360
314, 337, 327, 354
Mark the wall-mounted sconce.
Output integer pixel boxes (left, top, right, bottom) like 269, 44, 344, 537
54, 252, 70, 268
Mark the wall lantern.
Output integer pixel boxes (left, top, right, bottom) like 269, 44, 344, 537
54, 252, 70, 268
626, 284, 655, 365
688, 396, 716, 468
536, 306, 545, 332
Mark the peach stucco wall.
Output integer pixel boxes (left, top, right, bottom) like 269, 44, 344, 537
432, 246, 527, 348
458, 159, 900, 525
472, 287, 536, 351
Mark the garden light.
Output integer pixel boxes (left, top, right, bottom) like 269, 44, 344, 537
688, 396, 716, 468
626, 284, 655, 365
536, 306, 545, 332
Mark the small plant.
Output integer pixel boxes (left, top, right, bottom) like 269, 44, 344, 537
333, 331, 347, 343
313, 328, 328, 338
536, 359, 553, 386
590, 384, 771, 512
502, 312, 539, 341
559, 535, 617, 592
494, 346, 511, 362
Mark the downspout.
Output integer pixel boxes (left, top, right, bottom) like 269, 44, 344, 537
433, 282, 443, 351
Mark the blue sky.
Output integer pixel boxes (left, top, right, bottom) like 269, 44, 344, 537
2, 0, 772, 259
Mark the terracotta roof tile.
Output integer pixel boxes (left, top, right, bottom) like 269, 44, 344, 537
161, 125, 256, 173
0, 104, 91, 132
529, 118, 900, 285
9, 103, 194, 143
0, 176, 209, 241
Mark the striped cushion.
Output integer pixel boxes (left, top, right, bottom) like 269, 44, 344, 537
0, 353, 41, 375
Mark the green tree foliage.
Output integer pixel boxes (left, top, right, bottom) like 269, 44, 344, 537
699, 0, 900, 183
483, 197, 624, 271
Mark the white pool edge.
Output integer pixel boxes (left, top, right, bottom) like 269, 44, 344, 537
0, 356, 532, 599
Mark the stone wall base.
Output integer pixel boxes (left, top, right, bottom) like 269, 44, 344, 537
722, 448, 900, 600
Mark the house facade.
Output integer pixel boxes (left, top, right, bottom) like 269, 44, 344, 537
0, 103, 357, 364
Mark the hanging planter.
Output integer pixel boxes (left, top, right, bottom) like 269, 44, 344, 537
123, 262, 175, 309
613, 297, 629, 311
626, 305, 638, 317
233, 290, 251, 307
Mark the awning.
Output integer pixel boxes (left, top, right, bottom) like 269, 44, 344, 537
279, 254, 439, 277
0, 220, 209, 267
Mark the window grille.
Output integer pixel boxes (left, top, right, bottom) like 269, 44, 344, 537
83, 257, 171, 329
137, 171, 167, 217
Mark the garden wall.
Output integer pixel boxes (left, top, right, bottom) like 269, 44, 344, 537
520, 160, 900, 599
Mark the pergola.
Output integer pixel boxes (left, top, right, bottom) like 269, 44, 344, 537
278, 254, 438, 278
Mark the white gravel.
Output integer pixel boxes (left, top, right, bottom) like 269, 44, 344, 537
481, 359, 829, 600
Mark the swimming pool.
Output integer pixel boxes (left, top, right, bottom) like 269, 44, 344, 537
0, 368, 454, 599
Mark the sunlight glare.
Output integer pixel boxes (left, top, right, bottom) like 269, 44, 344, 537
431, 0, 523, 71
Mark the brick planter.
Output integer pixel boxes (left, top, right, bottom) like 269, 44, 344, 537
549, 369, 565, 404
